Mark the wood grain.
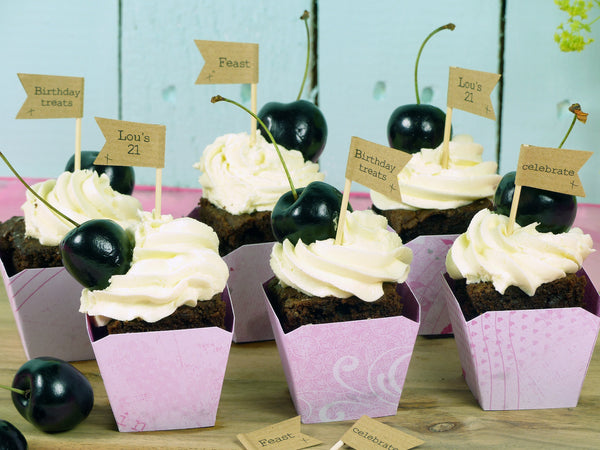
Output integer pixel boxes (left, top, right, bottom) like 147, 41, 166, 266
2, 282, 600, 448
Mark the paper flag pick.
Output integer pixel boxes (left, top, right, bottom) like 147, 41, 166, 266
335, 415, 424, 450
16, 73, 84, 119
516, 145, 592, 197
345, 136, 412, 202
447, 66, 500, 120
94, 117, 166, 169
195, 40, 259, 85
237, 416, 321, 450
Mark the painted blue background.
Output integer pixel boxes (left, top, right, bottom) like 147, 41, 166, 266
1, 1, 598, 203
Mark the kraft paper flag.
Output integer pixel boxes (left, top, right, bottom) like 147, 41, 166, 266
237, 416, 321, 450
515, 145, 592, 197
447, 67, 500, 120
345, 136, 412, 202
16, 73, 84, 119
195, 40, 259, 84
94, 117, 166, 169
336, 415, 424, 450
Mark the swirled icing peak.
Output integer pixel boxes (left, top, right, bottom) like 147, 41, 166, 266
22, 169, 142, 246
194, 131, 324, 215
371, 134, 501, 210
270, 210, 413, 302
446, 208, 594, 295
80, 212, 229, 324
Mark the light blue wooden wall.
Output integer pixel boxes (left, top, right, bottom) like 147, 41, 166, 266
1, 1, 598, 204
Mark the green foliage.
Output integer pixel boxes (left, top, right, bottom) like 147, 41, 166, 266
554, 0, 599, 51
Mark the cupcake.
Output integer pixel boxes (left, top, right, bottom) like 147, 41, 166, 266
0, 169, 143, 361
262, 209, 420, 423
442, 208, 599, 410
81, 212, 233, 431
370, 134, 501, 336
1, 169, 142, 275
192, 130, 324, 255
370, 134, 501, 243
446, 208, 593, 318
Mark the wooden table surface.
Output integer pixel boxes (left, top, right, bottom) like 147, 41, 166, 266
1, 285, 600, 449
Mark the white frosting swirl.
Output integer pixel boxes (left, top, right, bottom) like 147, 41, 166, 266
80, 213, 229, 324
194, 131, 324, 215
22, 169, 142, 246
371, 135, 500, 210
446, 208, 594, 295
270, 210, 413, 302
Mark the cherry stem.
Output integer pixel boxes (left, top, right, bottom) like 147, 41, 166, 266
558, 103, 586, 149
211, 96, 298, 200
0, 151, 80, 228
297, 10, 311, 101
414, 23, 455, 104
558, 115, 576, 149
0, 383, 28, 398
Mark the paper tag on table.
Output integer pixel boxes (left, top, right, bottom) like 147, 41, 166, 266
16, 73, 84, 119
339, 416, 424, 450
345, 136, 411, 202
447, 66, 500, 120
195, 40, 259, 84
515, 144, 592, 197
237, 416, 321, 450
94, 117, 166, 168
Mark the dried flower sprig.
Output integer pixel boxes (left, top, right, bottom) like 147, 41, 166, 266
554, 0, 599, 52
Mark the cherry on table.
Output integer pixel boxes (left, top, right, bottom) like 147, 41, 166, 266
10, 357, 94, 434
0, 420, 28, 449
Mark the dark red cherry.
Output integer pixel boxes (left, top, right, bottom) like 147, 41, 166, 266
10, 357, 94, 433
387, 104, 447, 153
258, 100, 327, 162
60, 219, 134, 290
271, 181, 351, 245
493, 171, 577, 234
65, 151, 135, 195
0, 420, 27, 449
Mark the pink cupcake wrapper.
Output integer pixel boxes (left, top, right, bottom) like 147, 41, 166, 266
223, 242, 275, 343
1, 261, 94, 361
406, 234, 459, 335
87, 290, 234, 432
262, 279, 420, 423
441, 269, 600, 410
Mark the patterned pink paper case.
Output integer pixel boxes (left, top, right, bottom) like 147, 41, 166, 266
1, 261, 94, 361
223, 242, 275, 343
441, 269, 600, 410
86, 290, 234, 432
405, 234, 459, 335
262, 280, 420, 424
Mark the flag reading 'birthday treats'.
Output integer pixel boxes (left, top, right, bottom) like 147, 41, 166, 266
516, 144, 592, 197
94, 117, 166, 169
447, 66, 500, 120
345, 137, 411, 202
195, 40, 259, 85
16, 73, 84, 119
